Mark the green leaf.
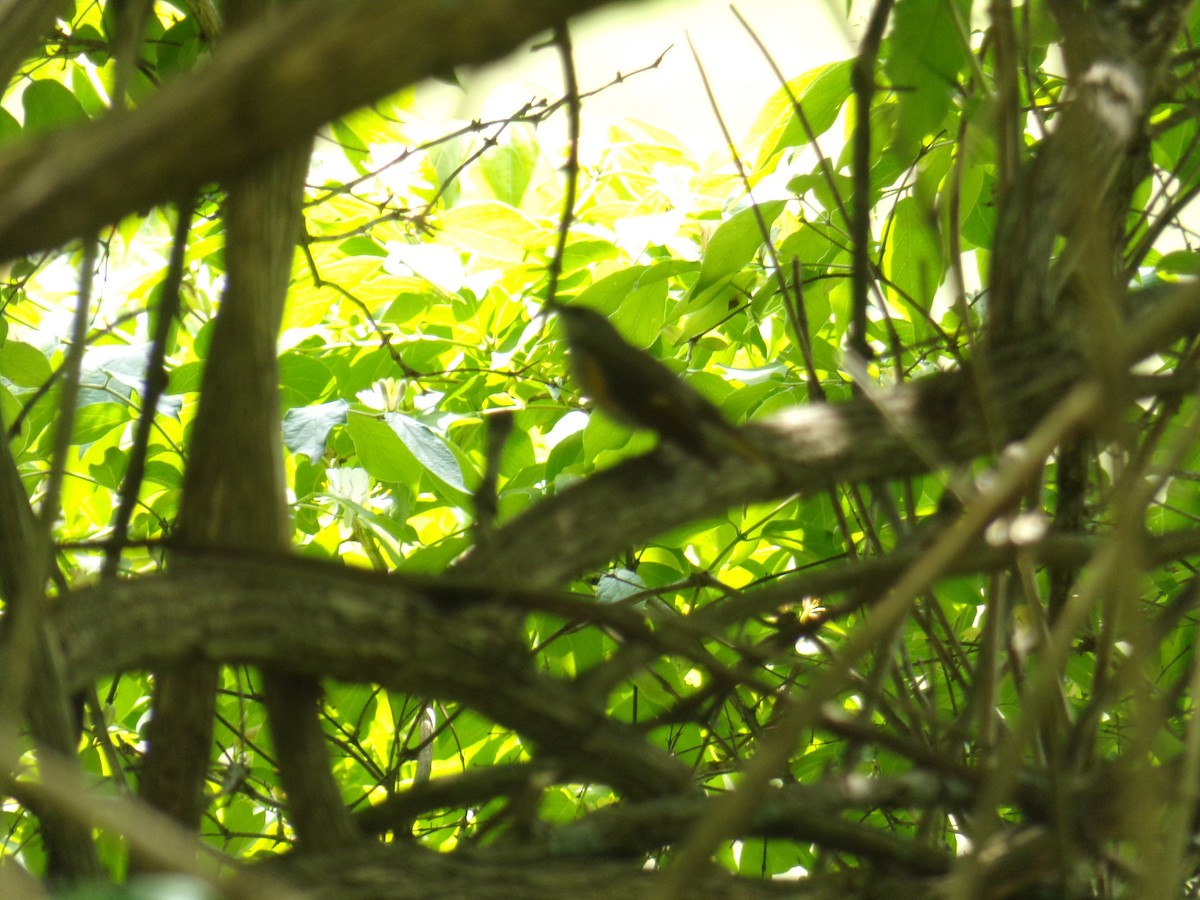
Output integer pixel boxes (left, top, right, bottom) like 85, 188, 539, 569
142, 459, 182, 489
571, 267, 667, 348
140, 12, 166, 70
382, 289, 434, 324
748, 60, 855, 173
581, 408, 641, 463
428, 135, 470, 208
347, 411, 417, 484
88, 454, 121, 493
384, 412, 470, 498
0, 340, 51, 387
1156, 251, 1200, 276
330, 118, 371, 176
545, 429, 584, 480
885, 196, 943, 310
279, 352, 334, 406
22, 79, 89, 134
71, 67, 105, 117
884, 0, 972, 153
572, 260, 693, 347
0, 384, 28, 451
72, 24, 108, 65
0, 107, 19, 145
481, 125, 539, 208
560, 239, 620, 276
693, 201, 786, 297
778, 222, 839, 271
346, 409, 471, 502
158, 17, 202, 78
396, 534, 472, 573
283, 400, 349, 464
960, 169, 996, 249
167, 361, 204, 395
74, 402, 131, 445
596, 567, 646, 604
438, 201, 540, 262
338, 235, 387, 258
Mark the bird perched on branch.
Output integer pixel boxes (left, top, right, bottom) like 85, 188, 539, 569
548, 301, 761, 468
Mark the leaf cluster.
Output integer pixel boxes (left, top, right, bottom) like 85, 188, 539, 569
3, 2, 1200, 899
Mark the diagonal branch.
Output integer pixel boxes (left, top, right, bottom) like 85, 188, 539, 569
54, 562, 691, 801
0, 0, 642, 261
460, 282, 1200, 588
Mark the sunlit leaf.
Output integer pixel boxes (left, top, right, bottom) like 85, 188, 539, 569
346, 410, 417, 484
693, 200, 786, 297
481, 125, 539, 208
747, 60, 855, 174
884, 0, 972, 152
438, 201, 542, 263
384, 411, 471, 498
0, 341, 51, 387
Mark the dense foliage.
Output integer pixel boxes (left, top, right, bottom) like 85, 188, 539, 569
2, 1, 1200, 898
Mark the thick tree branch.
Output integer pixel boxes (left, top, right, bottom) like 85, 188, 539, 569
134, 0, 355, 843
0, 0, 61, 95
255, 841, 842, 900
54, 562, 690, 801
460, 283, 1200, 588
987, 1, 1188, 343
0, 260, 100, 881
0, 0, 638, 261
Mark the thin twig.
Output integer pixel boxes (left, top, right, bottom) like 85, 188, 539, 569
665, 379, 1102, 896
849, 0, 894, 360
104, 199, 195, 574
686, 34, 796, 330
731, 9, 851, 229
544, 21, 581, 309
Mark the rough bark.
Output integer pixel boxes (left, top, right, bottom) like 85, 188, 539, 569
253, 842, 872, 900
134, 116, 346, 862
55, 561, 690, 801
987, 0, 1189, 344
0, 0, 63, 96
0, 307, 100, 882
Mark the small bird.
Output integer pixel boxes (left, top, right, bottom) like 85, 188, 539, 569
550, 302, 760, 467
